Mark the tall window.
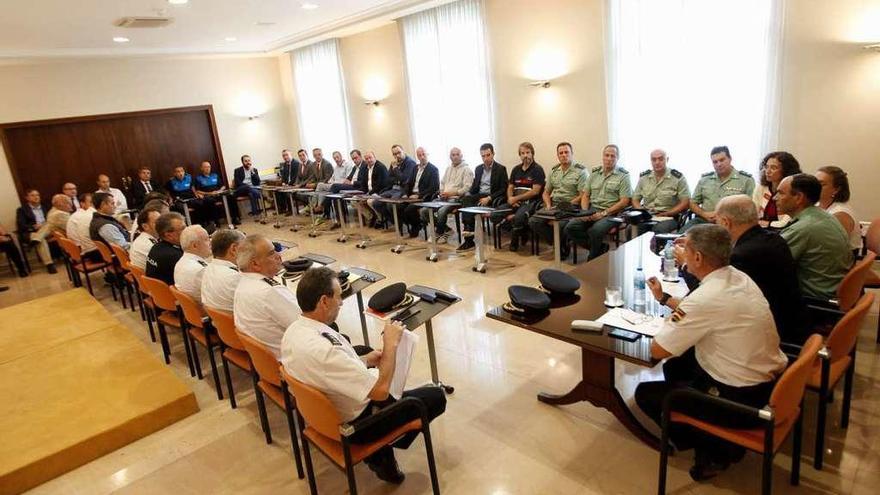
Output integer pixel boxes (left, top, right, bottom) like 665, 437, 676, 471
400, 0, 494, 170
291, 39, 352, 155
606, 0, 783, 186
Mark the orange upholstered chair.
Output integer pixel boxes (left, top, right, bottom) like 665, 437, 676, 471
658, 334, 823, 495
92, 241, 127, 308
236, 330, 304, 480
170, 285, 223, 399
203, 307, 251, 409
107, 243, 137, 313
139, 275, 195, 376
805, 251, 875, 334
806, 292, 874, 469
281, 367, 440, 495
860, 218, 880, 342
127, 264, 157, 342
56, 237, 108, 296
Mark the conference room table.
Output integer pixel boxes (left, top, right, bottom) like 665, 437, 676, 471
486, 232, 676, 449
456, 205, 512, 273
375, 197, 423, 254
414, 200, 461, 262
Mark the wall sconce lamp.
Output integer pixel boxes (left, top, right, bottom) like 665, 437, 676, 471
247, 115, 261, 120
364, 100, 381, 106
528, 80, 551, 88
864, 44, 880, 52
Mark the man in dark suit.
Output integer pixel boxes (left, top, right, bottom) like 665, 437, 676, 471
371, 145, 417, 227
233, 154, 262, 215
402, 147, 440, 237
275, 149, 300, 215
456, 143, 508, 251
291, 149, 314, 188
352, 151, 389, 226
131, 167, 164, 209
16, 188, 57, 273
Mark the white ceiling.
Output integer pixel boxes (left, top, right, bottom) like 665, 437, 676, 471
0, 0, 436, 57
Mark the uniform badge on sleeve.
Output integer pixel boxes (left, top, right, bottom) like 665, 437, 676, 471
671, 307, 687, 322
321, 332, 342, 346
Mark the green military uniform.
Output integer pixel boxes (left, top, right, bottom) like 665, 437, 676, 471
686, 168, 755, 229
780, 205, 853, 300
565, 166, 632, 260
547, 162, 588, 205
633, 168, 690, 234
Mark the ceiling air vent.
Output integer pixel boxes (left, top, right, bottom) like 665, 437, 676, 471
114, 17, 174, 28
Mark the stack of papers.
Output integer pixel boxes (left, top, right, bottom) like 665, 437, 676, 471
390, 330, 420, 399
597, 308, 665, 337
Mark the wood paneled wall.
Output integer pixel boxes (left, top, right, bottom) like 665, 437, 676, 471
0, 105, 226, 207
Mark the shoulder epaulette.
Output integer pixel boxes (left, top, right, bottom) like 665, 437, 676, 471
701, 171, 714, 177
228, 265, 239, 272
670, 169, 683, 178
321, 332, 342, 346
591, 166, 602, 173
551, 163, 561, 170
197, 260, 208, 267
262, 277, 279, 286
617, 167, 629, 175
738, 170, 753, 178
573, 162, 586, 169
639, 170, 651, 177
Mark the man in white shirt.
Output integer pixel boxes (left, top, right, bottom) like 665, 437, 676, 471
312, 150, 354, 223
95, 174, 129, 215
419, 147, 474, 240
635, 224, 787, 481
129, 207, 162, 271
281, 267, 446, 485
201, 229, 245, 312
173, 225, 211, 303
66, 193, 100, 261
233, 234, 299, 358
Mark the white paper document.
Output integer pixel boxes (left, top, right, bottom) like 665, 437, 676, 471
389, 330, 420, 399
596, 308, 665, 337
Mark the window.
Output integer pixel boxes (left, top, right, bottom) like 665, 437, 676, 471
606, 0, 783, 186
400, 0, 494, 171
291, 39, 352, 155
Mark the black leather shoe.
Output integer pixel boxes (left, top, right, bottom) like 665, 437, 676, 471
47, 263, 58, 274
366, 451, 405, 484
0, 286, 9, 292
509, 236, 519, 251
456, 238, 475, 252
689, 460, 729, 481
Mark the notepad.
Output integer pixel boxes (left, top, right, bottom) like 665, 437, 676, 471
390, 330, 420, 399
597, 308, 665, 337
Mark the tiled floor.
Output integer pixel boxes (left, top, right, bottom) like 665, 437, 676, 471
3, 217, 879, 494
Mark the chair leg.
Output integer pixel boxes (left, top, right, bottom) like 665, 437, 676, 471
135, 288, 146, 322
342, 442, 358, 495
84, 270, 94, 295
762, 426, 774, 495
145, 304, 156, 342
251, 370, 272, 444
178, 314, 196, 377
126, 282, 135, 311
298, 412, 319, 495
658, 415, 671, 495
156, 320, 171, 364
282, 383, 305, 479
841, 355, 855, 428
792, 409, 803, 486
220, 354, 237, 408
815, 390, 827, 469
189, 332, 204, 380
205, 339, 223, 399
422, 425, 441, 495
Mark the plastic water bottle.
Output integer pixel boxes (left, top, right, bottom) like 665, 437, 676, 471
662, 242, 678, 281
634, 267, 646, 306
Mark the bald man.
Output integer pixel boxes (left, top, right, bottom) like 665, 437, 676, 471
402, 147, 440, 236
95, 174, 129, 214
632, 149, 690, 234
62, 183, 80, 211
419, 147, 473, 240
46, 194, 72, 235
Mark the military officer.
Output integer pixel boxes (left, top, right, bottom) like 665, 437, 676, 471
173, 225, 212, 303
233, 234, 300, 358
528, 142, 588, 259
685, 146, 755, 230
565, 144, 632, 260
632, 149, 690, 234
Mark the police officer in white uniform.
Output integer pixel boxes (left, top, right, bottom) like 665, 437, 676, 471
282, 267, 446, 485
129, 207, 161, 270
201, 229, 245, 312
173, 225, 212, 303
634, 224, 787, 482
233, 234, 299, 358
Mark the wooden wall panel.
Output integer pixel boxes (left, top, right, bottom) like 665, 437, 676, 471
0, 105, 226, 207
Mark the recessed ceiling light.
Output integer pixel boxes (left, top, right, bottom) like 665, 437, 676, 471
301, 2, 319, 10
113, 37, 130, 43
225, 37, 237, 42
168, 0, 189, 5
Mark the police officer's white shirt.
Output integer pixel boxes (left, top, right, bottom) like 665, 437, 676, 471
129, 232, 157, 270
174, 252, 208, 303
653, 265, 787, 387
281, 316, 378, 422
234, 272, 300, 358
201, 258, 241, 312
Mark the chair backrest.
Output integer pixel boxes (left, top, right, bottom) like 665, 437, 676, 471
51, 230, 68, 240
837, 251, 876, 310
110, 243, 131, 271
866, 218, 880, 254
169, 285, 205, 328
203, 307, 245, 351
769, 334, 823, 423
128, 264, 146, 288
56, 237, 83, 263
825, 292, 874, 364
280, 366, 344, 441
139, 275, 178, 312
236, 330, 282, 388
93, 241, 115, 265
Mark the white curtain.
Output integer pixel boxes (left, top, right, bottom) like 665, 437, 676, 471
400, 0, 495, 171
291, 39, 352, 156
605, 0, 784, 188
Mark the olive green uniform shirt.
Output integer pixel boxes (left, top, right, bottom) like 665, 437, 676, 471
586, 166, 632, 210
692, 169, 755, 212
780, 205, 853, 300
547, 163, 588, 205
633, 168, 690, 212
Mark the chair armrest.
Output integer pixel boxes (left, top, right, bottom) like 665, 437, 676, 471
340, 396, 428, 437
803, 296, 839, 309
661, 388, 772, 424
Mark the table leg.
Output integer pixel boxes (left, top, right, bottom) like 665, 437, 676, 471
426, 210, 438, 262
288, 192, 300, 232
221, 195, 234, 229
258, 190, 267, 224
336, 198, 348, 242
308, 195, 320, 237
472, 213, 487, 273
538, 348, 659, 450
424, 319, 453, 394
356, 202, 370, 249
182, 203, 192, 226
356, 292, 370, 347
391, 204, 406, 253
552, 220, 562, 268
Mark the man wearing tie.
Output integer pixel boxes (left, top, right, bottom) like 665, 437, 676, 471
131, 167, 163, 209
275, 149, 300, 215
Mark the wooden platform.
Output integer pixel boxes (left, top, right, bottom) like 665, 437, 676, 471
0, 289, 199, 494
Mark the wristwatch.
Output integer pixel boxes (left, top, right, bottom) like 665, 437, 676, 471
659, 292, 672, 306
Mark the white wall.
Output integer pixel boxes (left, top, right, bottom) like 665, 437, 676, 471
0, 55, 297, 226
